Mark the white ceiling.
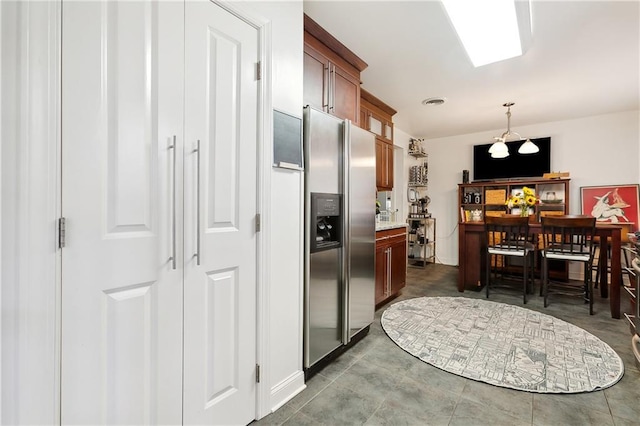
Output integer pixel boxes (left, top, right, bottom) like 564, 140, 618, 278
303, 0, 640, 139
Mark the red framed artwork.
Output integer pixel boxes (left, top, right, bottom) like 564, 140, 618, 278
580, 184, 640, 231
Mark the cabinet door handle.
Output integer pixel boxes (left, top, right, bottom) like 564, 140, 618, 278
169, 136, 177, 270
387, 248, 392, 295
323, 65, 330, 109
384, 248, 388, 296
328, 65, 335, 112
194, 139, 201, 265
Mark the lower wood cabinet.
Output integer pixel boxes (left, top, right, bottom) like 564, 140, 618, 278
375, 227, 407, 307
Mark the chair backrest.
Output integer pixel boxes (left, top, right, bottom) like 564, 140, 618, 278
485, 215, 530, 250
541, 215, 596, 256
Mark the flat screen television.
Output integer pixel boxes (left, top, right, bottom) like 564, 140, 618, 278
473, 137, 551, 181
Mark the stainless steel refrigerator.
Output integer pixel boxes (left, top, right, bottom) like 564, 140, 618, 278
303, 106, 376, 375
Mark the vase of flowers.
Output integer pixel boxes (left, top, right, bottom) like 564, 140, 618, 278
505, 186, 540, 217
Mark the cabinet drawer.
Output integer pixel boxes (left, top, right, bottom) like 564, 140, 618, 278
376, 228, 407, 244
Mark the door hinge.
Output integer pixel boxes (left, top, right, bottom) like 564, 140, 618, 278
255, 364, 260, 383
58, 217, 66, 248
255, 213, 261, 232
256, 61, 261, 81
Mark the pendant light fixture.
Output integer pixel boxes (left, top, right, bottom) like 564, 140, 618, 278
488, 102, 538, 158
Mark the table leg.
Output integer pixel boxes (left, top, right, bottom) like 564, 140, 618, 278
599, 237, 609, 299
610, 229, 621, 319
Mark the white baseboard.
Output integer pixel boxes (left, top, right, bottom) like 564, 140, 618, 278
268, 371, 305, 414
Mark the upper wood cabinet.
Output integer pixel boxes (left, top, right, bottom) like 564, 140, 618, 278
303, 15, 367, 125
376, 138, 394, 191
362, 89, 397, 190
360, 89, 396, 143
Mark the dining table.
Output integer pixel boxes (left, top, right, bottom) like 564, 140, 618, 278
591, 223, 623, 319
457, 222, 624, 319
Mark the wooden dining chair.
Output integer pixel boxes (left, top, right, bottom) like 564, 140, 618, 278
540, 215, 597, 314
591, 223, 635, 289
484, 215, 535, 303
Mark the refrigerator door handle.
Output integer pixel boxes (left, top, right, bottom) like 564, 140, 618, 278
168, 136, 177, 270
342, 120, 351, 345
194, 140, 201, 265
303, 217, 311, 368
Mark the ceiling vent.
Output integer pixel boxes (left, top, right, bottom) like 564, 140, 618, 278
422, 97, 446, 106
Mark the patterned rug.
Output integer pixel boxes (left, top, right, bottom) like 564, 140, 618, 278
381, 297, 624, 393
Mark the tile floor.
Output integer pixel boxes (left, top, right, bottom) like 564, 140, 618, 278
255, 264, 640, 426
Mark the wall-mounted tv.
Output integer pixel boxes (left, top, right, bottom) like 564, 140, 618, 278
473, 137, 551, 181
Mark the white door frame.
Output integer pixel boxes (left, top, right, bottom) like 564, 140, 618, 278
214, 1, 273, 418
0, 1, 62, 424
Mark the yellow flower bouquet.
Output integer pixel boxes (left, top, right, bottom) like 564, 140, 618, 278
505, 186, 539, 217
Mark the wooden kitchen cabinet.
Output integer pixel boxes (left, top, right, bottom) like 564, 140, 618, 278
375, 227, 407, 307
303, 43, 330, 113
303, 15, 367, 125
390, 235, 407, 296
375, 243, 388, 304
361, 89, 395, 143
375, 138, 394, 191
361, 89, 396, 191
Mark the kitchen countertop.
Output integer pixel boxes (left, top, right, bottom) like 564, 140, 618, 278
375, 221, 408, 231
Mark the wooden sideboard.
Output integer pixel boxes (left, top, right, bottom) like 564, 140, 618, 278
458, 178, 572, 291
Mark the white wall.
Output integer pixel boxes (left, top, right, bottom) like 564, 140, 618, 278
423, 110, 640, 266
231, 1, 306, 416
393, 127, 414, 221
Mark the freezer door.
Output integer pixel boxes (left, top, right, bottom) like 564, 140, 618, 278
303, 106, 343, 195
344, 122, 376, 341
306, 249, 343, 368
303, 107, 345, 368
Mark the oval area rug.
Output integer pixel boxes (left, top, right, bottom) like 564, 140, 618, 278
381, 297, 624, 393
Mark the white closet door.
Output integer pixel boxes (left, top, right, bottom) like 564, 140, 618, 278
182, 1, 259, 424
61, 1, 184, 424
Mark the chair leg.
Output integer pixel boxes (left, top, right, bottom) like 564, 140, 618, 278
593, 245, 600, 289
522, 253, 528, 304
531, 253, 536, 296
486, 252, 490, 299
587, 262, 594, 315
539, 254, 544, 297
543, 256, 549, 308
622, 248, 631, 287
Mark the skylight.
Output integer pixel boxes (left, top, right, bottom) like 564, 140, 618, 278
442, 0, 526, 67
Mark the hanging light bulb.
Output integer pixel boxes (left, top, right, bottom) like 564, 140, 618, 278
518, 138, 540, 154
488, 136, 508, 156
488, 102, 538, 157
491, 142, 509, 158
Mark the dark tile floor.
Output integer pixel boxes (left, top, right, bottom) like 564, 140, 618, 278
255, 264, 640, 426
